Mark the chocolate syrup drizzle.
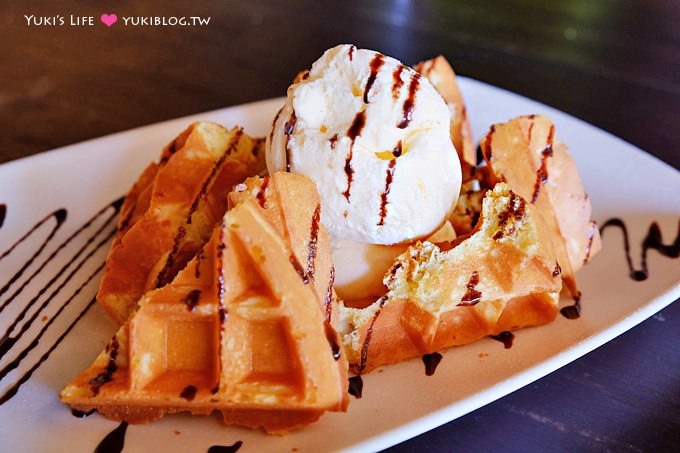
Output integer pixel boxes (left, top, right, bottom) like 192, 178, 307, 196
491, 331, 515, 349
560, 292, 582, 320
0, 198, 123, 406
583, 220, 598, 265
600, 217, 680, 281
329, 134, 339, 149
95, 422, 128, 453
342, 110, 366, 202
216, 226, 227, 325
363, 54, 385, 104
348, 375, 363, 399
284, 111, 297, 172
90, 335, 121, 395
458, 271, 482, 306
0, 208, 68, 299
347, 45, 355, 61
256, 176, 270, 208
0, 204, 6, 228
71, 408, 96, 418
155, 130, 244, 288
392, 66, 405, 100
530, 126, 555, 204
306, 204, 321, 279
324, 322, 342, 361
397, 73, 421, 129
377, 159, 397, 226
182, 289, 202, 312
323, 267, 335, 323
422, 352, 443, 376
208, 440, 243, 453
268, 107, 284, 148
180, 384, 198, 401
492, 192, 526, 240
358, 295, 388, 373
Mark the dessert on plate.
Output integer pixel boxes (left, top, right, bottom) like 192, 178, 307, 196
61, 44, 601, 433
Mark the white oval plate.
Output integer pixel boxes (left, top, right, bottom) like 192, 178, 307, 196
0, 78, 678, 453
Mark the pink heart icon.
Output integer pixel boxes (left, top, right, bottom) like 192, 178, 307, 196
100, 13, 117, 27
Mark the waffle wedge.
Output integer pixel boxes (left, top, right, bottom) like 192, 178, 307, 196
480, 115, 601, 295
338, 183, 562, 373
415, 55, 476, 176
98, 122, 265, 324
61, 172, 348, 433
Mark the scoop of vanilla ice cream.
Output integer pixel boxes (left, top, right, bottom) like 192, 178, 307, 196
266, 44, 461, 246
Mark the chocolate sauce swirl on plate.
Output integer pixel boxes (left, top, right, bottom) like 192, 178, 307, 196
601, 217, 680, 281
0, 198, 122, 405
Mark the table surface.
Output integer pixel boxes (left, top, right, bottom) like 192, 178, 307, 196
1, 1, 678, 451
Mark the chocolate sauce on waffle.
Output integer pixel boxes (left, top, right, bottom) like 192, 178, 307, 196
458, 271, 482, 306
182, 289, 201, 311
290, 254, 310, 284
306, 204, 321, 279
284, 111, 297, 172
95, 422, 127, 453
323, 267, 335, 323
363, 53, 385, 103
256, 176, 270, 208
493, 191, 526, 240
208, 441, 243, 453
89, 336, 120, 396
71, 408, 96, 418
552, 262, 562, 277
180, 385, 198, 401
397, 73, 421, 129
155, 129, 245, 288
324, 322, 342, 360
583, 220, 598, 265
483, 125, 496, 161
530, 137, 554, 203
268, 107, 283, 148
358, 295, 388, 374
422, 352, 443, 376
491, 331, 514, 349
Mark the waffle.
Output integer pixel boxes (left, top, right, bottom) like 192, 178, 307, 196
480, 115, 602, 295
61, 172, 348, 434
415, 55, 476, 176
98, 122, 266, 324
337, 183, 562, 373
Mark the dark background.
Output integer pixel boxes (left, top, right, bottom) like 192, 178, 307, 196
1, 1, 678, 451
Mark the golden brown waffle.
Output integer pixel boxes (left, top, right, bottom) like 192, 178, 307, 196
98, 122, 266, 324
415, 55, 476, 175
61, 172, 348, 434
480, 115, 601, 295
338, 183, 562, 373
